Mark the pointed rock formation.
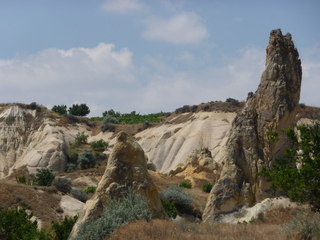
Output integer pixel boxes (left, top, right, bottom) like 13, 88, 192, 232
203, 29, 302, 222
69, 131, 167, 239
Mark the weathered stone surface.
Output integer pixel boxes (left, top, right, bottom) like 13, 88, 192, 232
168, 147, 218, 176
0, 105, 69, 178
69, 131, 167, 239
203, 29, 302, 222
136, 112, 236, 172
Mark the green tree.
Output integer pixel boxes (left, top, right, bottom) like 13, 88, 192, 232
51, 105, 67, 115
68, 104, 90, 117
260, 123, 320, 211
0, 207, 39, 240
35, 168, 55, 186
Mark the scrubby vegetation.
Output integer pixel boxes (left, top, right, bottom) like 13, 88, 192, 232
34, 168, 55, 186
179, 181, 192, 188
0, 207, 77, 240
84, 186, 97, 194
202, 182, 213, 193
78, 149, 96, 170
77, 189, 152, 240
0, 207, 39, 240
51, 177, 72, 193
260, 123, 320, 211
70, 188, 89, 203
91, 109, 166, 125
90, 139, 108, 151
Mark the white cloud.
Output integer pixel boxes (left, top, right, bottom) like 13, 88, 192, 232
101, 0, 144, 13
142, 12, 209, 44
300, 45, 320, 106
0, 43, 137, 116
1, 43, 317, 117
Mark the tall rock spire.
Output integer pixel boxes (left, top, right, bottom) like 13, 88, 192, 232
203, 29, 302, 222
69, 131, 167, 239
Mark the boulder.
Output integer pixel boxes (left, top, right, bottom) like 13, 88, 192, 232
203, 29, 302, 222
69, 131, 167, 239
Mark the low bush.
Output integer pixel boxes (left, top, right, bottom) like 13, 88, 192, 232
74, 132, 88, 147
102, 114, 119, 124
90, 139, 108, 151
52, 177, 72, 193
84, 186, 97, 194
77, 189, 152, 240
16, 175, 27, 184
179, 181, 192, 188
101, 123, 116, 133
283, 211, 320, 239
202, 182, 213, 193
34, 168, 55, 186
161, 199, 178, 219
147, 162, 157, 171
51, 215, 78, 240
78, 149, 95, 170
160, 185, 193, 208
70, 188, 89, 203
51, 105, 67, 115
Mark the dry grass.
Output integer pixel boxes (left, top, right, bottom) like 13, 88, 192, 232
110, 206, 320, 240
0, 179, 62, 229
110, 219, 285, 240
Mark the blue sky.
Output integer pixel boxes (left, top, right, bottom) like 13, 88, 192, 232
0, 0, 319, 116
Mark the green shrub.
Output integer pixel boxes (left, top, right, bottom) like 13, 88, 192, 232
147, 162, 157, 171
68, 149, 79, 163
77, 189, 152, 240
179, 181, 192, 188
102, 114, 119, 124
34, 168, 55, 186
202, 182, 213, 193
52, 177, 72, 193
101, 122, 116, 133
74, 132, 88, 147
51, 215, 78, 240
84, 186, 97, 194
68, 103, 90, 117
161, 199, 178, 219
16, 175, 27, 184
299, 103, 307, 108
66, 163, 77, 172
51, 105, 67, 115
0, 207, 39, 240
283, 211, 320, 239
90, 139, 108, 151
78, 149, 95, 170
70, 188, 89, 203
160, 185, 193, 207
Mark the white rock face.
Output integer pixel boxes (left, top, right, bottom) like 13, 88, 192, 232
0, 105, 236, 179
0, 105, 90, 178
136, 112, 236, 172
60, 195, 85, 217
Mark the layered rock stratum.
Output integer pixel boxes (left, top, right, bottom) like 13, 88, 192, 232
69, 131, 167, 239
203, 29, 302, 222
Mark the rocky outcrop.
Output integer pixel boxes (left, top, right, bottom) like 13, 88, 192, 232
69, 131, 167, 239
203, 29, 302, 222
169, 148, 218, 176
136, 112, 236, 172
0, 105, 70, 178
